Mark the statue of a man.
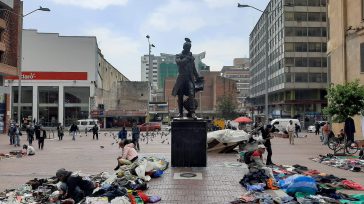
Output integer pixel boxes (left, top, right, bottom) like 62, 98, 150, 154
172, 38, 201, 119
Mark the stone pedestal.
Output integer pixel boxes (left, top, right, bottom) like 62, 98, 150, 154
171, 119, 207, 167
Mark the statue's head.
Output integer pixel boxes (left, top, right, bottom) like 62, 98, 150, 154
183, 38, 191, 52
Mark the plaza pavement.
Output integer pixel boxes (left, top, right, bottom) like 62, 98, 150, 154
0, 130, 363, 203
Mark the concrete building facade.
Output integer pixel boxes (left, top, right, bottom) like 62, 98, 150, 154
221, 58, 250, 112
249, 0, 328, 122
164, 71, 237, 117
141, 52, 208, 101
327, 0, 364, 139
6, 30, 127, 127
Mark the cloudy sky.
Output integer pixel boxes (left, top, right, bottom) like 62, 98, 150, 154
23, 0, 269, 81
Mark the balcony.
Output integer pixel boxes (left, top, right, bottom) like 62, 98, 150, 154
0, 18, 5, 29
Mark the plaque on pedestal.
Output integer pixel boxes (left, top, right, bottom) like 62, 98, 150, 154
171, 119, 207, 167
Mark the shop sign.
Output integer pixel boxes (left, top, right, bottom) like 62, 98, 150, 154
5, 72, 88, 80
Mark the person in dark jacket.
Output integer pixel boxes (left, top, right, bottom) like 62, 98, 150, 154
26, 123, 35, 145
131, 123, 140, 151
69, 123, 79, 141
118, 127, 127, 141
56, 168, 95, 203
57, 123, 64, 141
259, 124, 276, 165
344, 117, 355, 143
92, 124, 99, 140
34, 123, 41, 140
38, 128, 46, 150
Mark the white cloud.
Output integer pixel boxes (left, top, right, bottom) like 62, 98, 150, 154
193, 37, 249, 71
86, 27, 141, 80
201, 0, 237, 8
143, 0, 209, 33
50, 0, 128, 10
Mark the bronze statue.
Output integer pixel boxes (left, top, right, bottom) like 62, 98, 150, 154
172, 38, 203, 119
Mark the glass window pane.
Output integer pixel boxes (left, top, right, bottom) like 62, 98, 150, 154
285, 42, 294, 51
39, 86, 59, 104
285, 58, 294, 66
39, 107, 58, 127
64, 87, 90, 104
64, 107, 89, 127
12, 86, 33, 103
308, 42, 321, 52
308, 27, 321, 36
295, 58, 308, 67
308, 0, 320, 6
308, 12, 320, 21
308, 58, 322, 67
295, 42, 307, 52
294, 12, 307, 21
295, 73, 308, 82
296, 27, 307, 36
295, 0, 307, 6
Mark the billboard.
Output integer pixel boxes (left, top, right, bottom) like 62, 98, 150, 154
0, 0, 14, 9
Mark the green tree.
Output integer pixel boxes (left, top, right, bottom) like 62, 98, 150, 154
324, 80, 364, 122
216, 94, 238, 119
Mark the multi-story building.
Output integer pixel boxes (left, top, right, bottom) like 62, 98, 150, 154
221, 58, 250, 112
327, 0, 364, 139
6, 29, 128, 127
141, 52, 208, 98
0, 0, 22, 132
249, 0, 328, 122
164, 71, 237, 118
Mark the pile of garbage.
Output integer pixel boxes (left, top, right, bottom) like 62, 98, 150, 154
0, 156, 168, 204
232, 164, 364, 203
311, 154, 364, 173
0, 150, 24, 161
207, 129, 255, 153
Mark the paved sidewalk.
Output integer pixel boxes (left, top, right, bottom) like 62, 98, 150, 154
0, 131, 363, 203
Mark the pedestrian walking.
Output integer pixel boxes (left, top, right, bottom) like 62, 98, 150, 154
315, 122, 321, 138
92, 124, 99, 140
34, 123, 41, 141
118, 127, 127, 141
322, 122, 331, 145
57, 123, 64, 140
26, 123, 35, 146
13, 123, 22, 147
131, 123, 140, 151
38, 128, 46, 150
294, 123, 300, 138
286, 120, 295, 145
85, 127, 88, 137
69, 123, 79, 141
8, 123, 15, 145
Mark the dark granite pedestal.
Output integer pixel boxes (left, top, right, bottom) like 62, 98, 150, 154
171, 119, 207, 167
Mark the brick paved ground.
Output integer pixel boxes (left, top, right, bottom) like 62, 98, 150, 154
0, 130, 363, 203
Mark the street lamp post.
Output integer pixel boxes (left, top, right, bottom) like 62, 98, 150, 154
237, 2, 292, 125
1, 6, 50, 125
145, 35, 155, 96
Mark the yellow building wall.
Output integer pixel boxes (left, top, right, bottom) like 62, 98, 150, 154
328, 0, 364, 140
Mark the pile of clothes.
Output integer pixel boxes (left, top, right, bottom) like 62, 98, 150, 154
0, 156, 168, 204
232, 163, 364, 203
311, 154, 364, 173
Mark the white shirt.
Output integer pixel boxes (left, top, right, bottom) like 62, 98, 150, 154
286, 123, 295, 132
27, 146, 35, 155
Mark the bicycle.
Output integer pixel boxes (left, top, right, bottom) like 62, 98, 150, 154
328, 134, 359, 155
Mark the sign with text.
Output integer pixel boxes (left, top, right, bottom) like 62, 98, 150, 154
5, 72, 88, 80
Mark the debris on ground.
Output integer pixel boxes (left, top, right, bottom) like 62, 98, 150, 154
0, 156, 168, 204
311, 154, 364, 173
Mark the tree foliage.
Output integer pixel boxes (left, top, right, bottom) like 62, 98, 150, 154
216, 94, 238, 119
324, 80, 364, 122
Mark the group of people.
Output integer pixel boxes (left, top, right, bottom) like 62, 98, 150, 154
67, 123, 99, 141
8, 122, 47, 150
118, 123, 141, 151
314, 117, 356, 146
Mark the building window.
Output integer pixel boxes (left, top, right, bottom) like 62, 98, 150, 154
295, 0, 307, 6
295, 12, 307, 21
308, 12, 321, 21
12, 86, 33, 123
295, 73, 308, 82
308, 0, 320, 6
64, 87, 90, 127
38, 87, 59, 127
308, 42, 321, 52
295, 58, 308, 67
308, 58, 322, 67
285, 43, 294, 51
295, 42, 308, 52
308, 27, 322, 36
